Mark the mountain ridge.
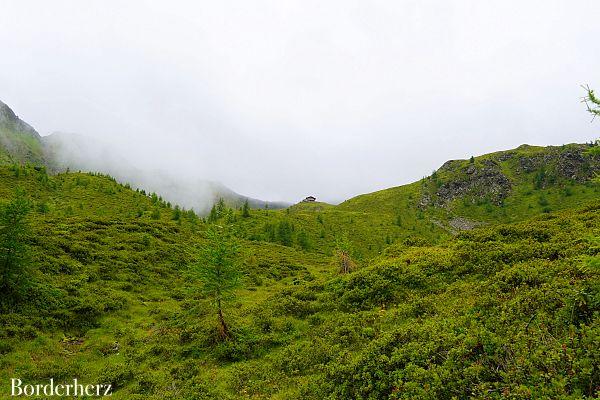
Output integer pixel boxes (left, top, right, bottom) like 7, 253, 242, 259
0, 100, 289, 213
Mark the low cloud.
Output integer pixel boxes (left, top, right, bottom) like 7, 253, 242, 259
1, 1, 599, 205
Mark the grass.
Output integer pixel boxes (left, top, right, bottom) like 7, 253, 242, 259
0, 140, 598, 398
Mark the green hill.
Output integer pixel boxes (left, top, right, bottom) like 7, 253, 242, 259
0, 141, 598, 398
232, 143, 599, 261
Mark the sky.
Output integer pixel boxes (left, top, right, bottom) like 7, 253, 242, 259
1, 1, 599, 204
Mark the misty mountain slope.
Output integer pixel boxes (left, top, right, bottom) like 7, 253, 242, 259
0, 160, 597, 399
0, 166, 177, 221
0, 100, 50, 167
0, 100, 287, 214
43, 131, 289, 214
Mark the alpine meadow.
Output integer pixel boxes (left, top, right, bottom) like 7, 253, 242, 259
1, 2, 600, 399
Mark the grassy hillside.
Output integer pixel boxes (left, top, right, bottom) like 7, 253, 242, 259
229, 143, 599, 263
340, 143, 599, 221
0, 140, 598, 399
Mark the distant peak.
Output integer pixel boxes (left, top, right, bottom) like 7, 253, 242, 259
0, 100, 41, 138
0, 99, 18, 123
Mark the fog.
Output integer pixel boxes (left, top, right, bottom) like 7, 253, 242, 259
1, 1, 599, 204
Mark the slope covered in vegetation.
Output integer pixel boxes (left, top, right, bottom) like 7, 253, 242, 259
232, 143, 599, 262
0, 150, 598, 398
0, 99, 598, 398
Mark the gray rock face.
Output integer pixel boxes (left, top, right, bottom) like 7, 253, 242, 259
431, 217, 484, 235
438, 168, 511, 206
0, 100, 17, 123
448, 217, 484, 231
555, 149, 593, 181
423, 163, 511, 208
518, 156, 539, 173
517, 145, 599, 186
0, 100, 41, 138
422, 144, 599, 209
496, 151, 515, 162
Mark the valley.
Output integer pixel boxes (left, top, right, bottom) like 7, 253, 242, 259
0, 100, 598, 398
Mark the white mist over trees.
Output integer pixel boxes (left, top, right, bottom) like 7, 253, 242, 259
1, 1, 600, 203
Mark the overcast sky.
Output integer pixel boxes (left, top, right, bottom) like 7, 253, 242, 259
1, 1, 599, 203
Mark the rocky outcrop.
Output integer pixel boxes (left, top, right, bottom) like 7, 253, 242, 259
421, 144, 599, 209
431, 217, 484, 235
517, 145, 599, 186
437, 168, 510, 206
422, 160, 511, 208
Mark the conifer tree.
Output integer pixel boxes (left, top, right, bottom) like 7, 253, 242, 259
207, 204, 218, 223
193, 227, 242, 340
277, 220, 293, 246
0, 190, 31, 307
583, 85, 600, 156
297, 229, 311, 250
241, 199, 250, 218
583, 85, 600, 118
172, 205, 181, 221
216, 198, 226, 217
334, 233, 356, 274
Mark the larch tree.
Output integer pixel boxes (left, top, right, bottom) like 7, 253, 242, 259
583, 85, 600, 119
334, 233, 356, 274
193, 226, 242, 340
583, 85, 600, 156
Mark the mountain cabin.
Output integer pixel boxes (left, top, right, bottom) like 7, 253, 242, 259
302, 196, 317, 203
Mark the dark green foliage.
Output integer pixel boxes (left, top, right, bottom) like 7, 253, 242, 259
242, 199, 250, 218
0, 190, 31, 307
277, 220, 294, 246
207, 204, 218, 223
207, 198, 233, 223
534, 167, 546, 189
185, 209, 198, 226
191, 227, 242, 340
0, 140, 598, 398
172, 205, 181, 221
296, 229, 311, 251
216, 198, 226, 217
36, 202, 49, 214
395, 214, 402, 226
150, 207, 161, 220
